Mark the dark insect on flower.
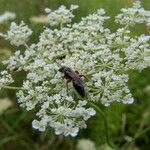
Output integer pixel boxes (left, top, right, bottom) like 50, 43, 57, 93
59, 66, 85, 97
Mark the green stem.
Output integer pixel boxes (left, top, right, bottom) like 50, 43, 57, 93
0, 135, 19, 146
23, 42, 29, 49
135, 126, 150, 138
2, 85, 23, 90
89, 102, 120, 150
12, 110, 27, 128
60, 22, 63, 29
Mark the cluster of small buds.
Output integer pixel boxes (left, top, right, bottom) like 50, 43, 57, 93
0, 1, 150, 136
45, 5, 78, 27
0, 21, 32, 46
0, 11, 16, 24
115, 1, 150, 26
0, 70, 14, 90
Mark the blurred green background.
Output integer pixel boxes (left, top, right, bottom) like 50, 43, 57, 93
0, 0, 150, 150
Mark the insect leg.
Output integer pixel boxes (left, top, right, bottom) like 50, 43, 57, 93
75, 71, 88, 81
80, 75, 89, 81
65, 79, 72, 95
75, 71, 79, 74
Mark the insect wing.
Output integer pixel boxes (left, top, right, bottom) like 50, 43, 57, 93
72, 75, 85, 97
64, 70, 85, 97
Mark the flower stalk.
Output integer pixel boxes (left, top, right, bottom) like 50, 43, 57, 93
2, 85, 23, 90
89, 102, 120, 150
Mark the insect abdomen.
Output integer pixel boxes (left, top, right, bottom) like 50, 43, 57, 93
73, 81, 85, 97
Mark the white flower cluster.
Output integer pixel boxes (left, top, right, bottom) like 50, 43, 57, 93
115, 1, 150, 26
30, 15, 48, 24
45, 5, 78, 27
76, 139, 96, 150
0, 2, 149, 136
0, 21, 32, 47
0, 71, 14, 90
32, 97, 95, 136
0, 97, 12, 115
0, 11, 16, 24
89, 71, 134, 106
122, 35, 150, 71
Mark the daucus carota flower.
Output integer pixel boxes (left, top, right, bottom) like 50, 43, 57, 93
115, 1, 150, 26
122, 35, 150, 71
76, 139, 97, 150
0, 1, 149, 136
0, 11, 16, 24
88, 71, 134, 106
0, 21, 32, 46
30, 15, 48, 24
32, 95, 95, 136
0, 71, 14, 90
45, 5, 78, 27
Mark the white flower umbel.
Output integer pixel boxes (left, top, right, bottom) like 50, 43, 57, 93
0, 2, 150, 137
30, 15, 48, 24
89, 71, 134, 106
0, 11, 16, 24
0, 71, 14, 90
45, 5, 78, 27
76, 139, 97, 150
122, 35, 150, 71
115, 1, 150, 26
0, 97, 13, 115
0, 21, 32, 46
32, 94, 95, 136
